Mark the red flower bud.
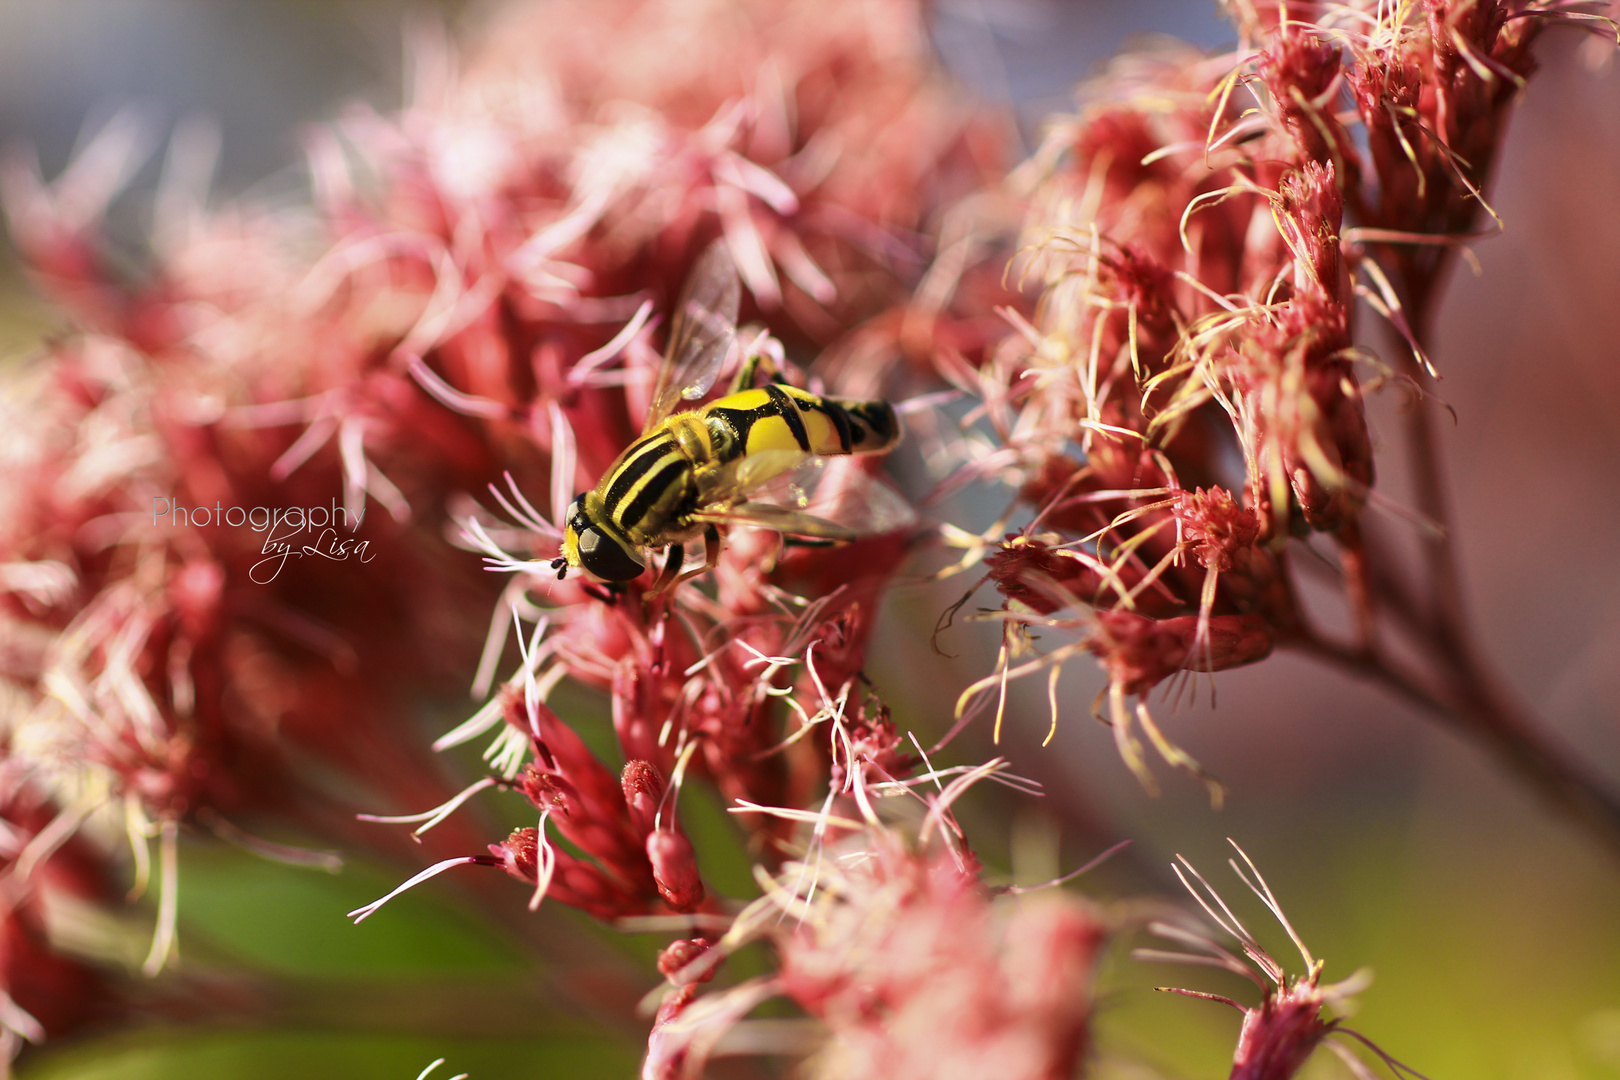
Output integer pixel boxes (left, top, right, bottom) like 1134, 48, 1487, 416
646, 829, 704, 913
1230, 982, 1332, 1080
1257, 24, 1346, 165
621, 760, 666, 837
987, 536, 1100, 616
1275, 161, 1345, 296
656, 937, 717, 986
490, 827, 541, 882
1175, 487, 1261, 574
1088, 610, 1274, 697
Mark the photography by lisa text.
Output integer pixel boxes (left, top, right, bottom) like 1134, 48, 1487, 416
153, 498, 374, 583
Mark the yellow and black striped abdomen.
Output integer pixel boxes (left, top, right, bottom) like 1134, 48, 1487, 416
703, 384, 899, 459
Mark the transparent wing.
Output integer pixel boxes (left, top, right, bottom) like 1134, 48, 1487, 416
644, 241, 741, 432
793, 457, 917, 537
694, 454, 916, 539
690, 502, 858, 541
707, 448, 811, 502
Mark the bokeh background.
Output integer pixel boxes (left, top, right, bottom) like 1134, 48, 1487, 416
2, 1, 1618, 1078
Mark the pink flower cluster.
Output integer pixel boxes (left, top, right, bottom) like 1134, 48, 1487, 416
0, 0, 1605, 1077
455, 521, 911, 916
0, 0, 1025, 1072
637, 705, 1103, 1080
948, 0, 1594, 797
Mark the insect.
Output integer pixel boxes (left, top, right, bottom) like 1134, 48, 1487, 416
551, 242, 903, 590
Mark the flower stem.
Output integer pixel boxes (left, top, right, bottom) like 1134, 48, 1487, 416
1296, 622, 1620, 859
1304, 244, 1620, 857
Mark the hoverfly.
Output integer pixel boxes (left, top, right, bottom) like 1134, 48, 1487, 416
551, 242, 903, 590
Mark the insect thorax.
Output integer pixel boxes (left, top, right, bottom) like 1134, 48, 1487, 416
593, 417, 718, 547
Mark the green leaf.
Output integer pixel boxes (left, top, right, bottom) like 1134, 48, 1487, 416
177, 844, 524, 978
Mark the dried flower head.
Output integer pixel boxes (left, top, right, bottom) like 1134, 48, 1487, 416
934, 0, 1614, 805
1139, 840, 1426, 1080
638, 741, 1104, 1080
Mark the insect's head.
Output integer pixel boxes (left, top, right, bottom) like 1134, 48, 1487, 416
553, 494, 646, 583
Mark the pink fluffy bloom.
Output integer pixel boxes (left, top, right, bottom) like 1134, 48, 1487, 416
387, 412, 915, 920
0, 0, 978, 880
0, 5, 993, 1058
777, 837, 1102, 1080
323, 0, 993, 956
639, 739, 1104, 1080
937, 0, 1609, 799
466, 694, 709, 919
13, 0, 1601, 1072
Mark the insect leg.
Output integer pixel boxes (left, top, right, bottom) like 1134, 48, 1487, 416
728, 350, 762, 394
648, 543, 686, 596
673, 524, 725, 589
727, 346, 788, 395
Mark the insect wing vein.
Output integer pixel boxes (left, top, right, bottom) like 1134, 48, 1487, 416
690, 503, 857, 541
695, 454, 915, 540
644, 242, 741, 431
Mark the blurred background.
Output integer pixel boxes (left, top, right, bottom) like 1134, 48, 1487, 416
2, 1, 1618, 1078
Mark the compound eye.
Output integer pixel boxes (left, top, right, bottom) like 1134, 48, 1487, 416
576, 527, 645, 582
565, 496, 585, 527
